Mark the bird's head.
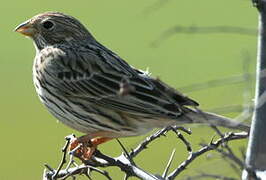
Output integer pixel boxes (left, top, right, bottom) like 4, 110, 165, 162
15, 12, 95, 50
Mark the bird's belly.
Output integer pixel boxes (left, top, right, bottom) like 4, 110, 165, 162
33, 79, 99, 133
32, 82, 147, 136
32, 75, 158, 137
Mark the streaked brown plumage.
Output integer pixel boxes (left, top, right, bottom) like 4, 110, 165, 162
15, 12, 249, 158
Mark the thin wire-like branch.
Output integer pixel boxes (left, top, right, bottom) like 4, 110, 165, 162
116, 139, 134, 164
85, 173, 93, 180
142, 0, 170, 15
184, 172, 238, 180
207, 104, 252, 114
129, 126, 191, 158
217, 149, 243, 177
88, 166, 112, 180
51, 136, 72, 179
166, 132, 248, 180
162, 149, 176, 178
172, 129, 192, 152
209, 125, 245, 169
198, 142, 243, 177
152, 25, 257, 47
178, 52, 254, 97
215, 147, 244, 169
240, 146, 246, 161
177, 74, 253, 93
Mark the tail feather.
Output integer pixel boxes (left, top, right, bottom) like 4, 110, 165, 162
181, 108, 250, 132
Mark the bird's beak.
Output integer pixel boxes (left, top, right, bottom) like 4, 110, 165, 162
14, 21, 36, 37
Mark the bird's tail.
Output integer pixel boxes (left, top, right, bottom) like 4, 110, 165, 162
181, 108, 250, 132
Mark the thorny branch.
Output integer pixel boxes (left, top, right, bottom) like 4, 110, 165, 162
184, 125, 248, 180
43, 129, 248, 180
129, 126, 192, 158
166, 132, 248, 180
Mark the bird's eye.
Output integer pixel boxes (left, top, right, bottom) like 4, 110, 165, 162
42, 20, 54, 30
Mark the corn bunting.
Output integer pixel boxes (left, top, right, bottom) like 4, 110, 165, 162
15, 12, 249, 160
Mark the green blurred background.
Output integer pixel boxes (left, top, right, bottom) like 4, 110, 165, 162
0, 0, 257, 179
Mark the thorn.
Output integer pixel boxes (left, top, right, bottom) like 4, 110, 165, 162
162, 149, 176, 178
44, 163, 54, 172
65, 134, 75, 141
116, 139, 134, 163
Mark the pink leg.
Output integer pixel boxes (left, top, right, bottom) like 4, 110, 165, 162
69, 135, 112, 161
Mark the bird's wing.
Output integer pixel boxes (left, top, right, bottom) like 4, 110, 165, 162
47, 44, 198, 119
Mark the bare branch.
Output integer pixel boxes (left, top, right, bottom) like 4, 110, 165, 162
172, 129, 192, 152
92, 150, 161, 180
142, 0, 170, 16
209, 125, 245, 170
152, 25, 257, 47
162, 149, 176, 178
177, 74, 253, 93
88, 166, 112, 180
43, 128, 248, 180
116, 139, 133, 164
166, 132, 248, 180
184, 172, 238, 180
52, 135, 72, 179
45, 164, 112, 180
129, 126, 191, 158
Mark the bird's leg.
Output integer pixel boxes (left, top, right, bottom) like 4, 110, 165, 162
69, 135, 112, 161
91, 137, 112, 146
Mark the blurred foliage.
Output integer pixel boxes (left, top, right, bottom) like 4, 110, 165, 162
0, 0, 257, 179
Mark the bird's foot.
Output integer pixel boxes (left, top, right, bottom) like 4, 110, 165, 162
69, 135, 111, 161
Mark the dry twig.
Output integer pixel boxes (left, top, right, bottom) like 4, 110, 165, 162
43, 129, 248, 180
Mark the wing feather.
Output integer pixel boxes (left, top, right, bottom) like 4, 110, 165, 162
48, 43, 198, 120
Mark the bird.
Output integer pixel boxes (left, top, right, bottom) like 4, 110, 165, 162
15, 12, 249, 160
